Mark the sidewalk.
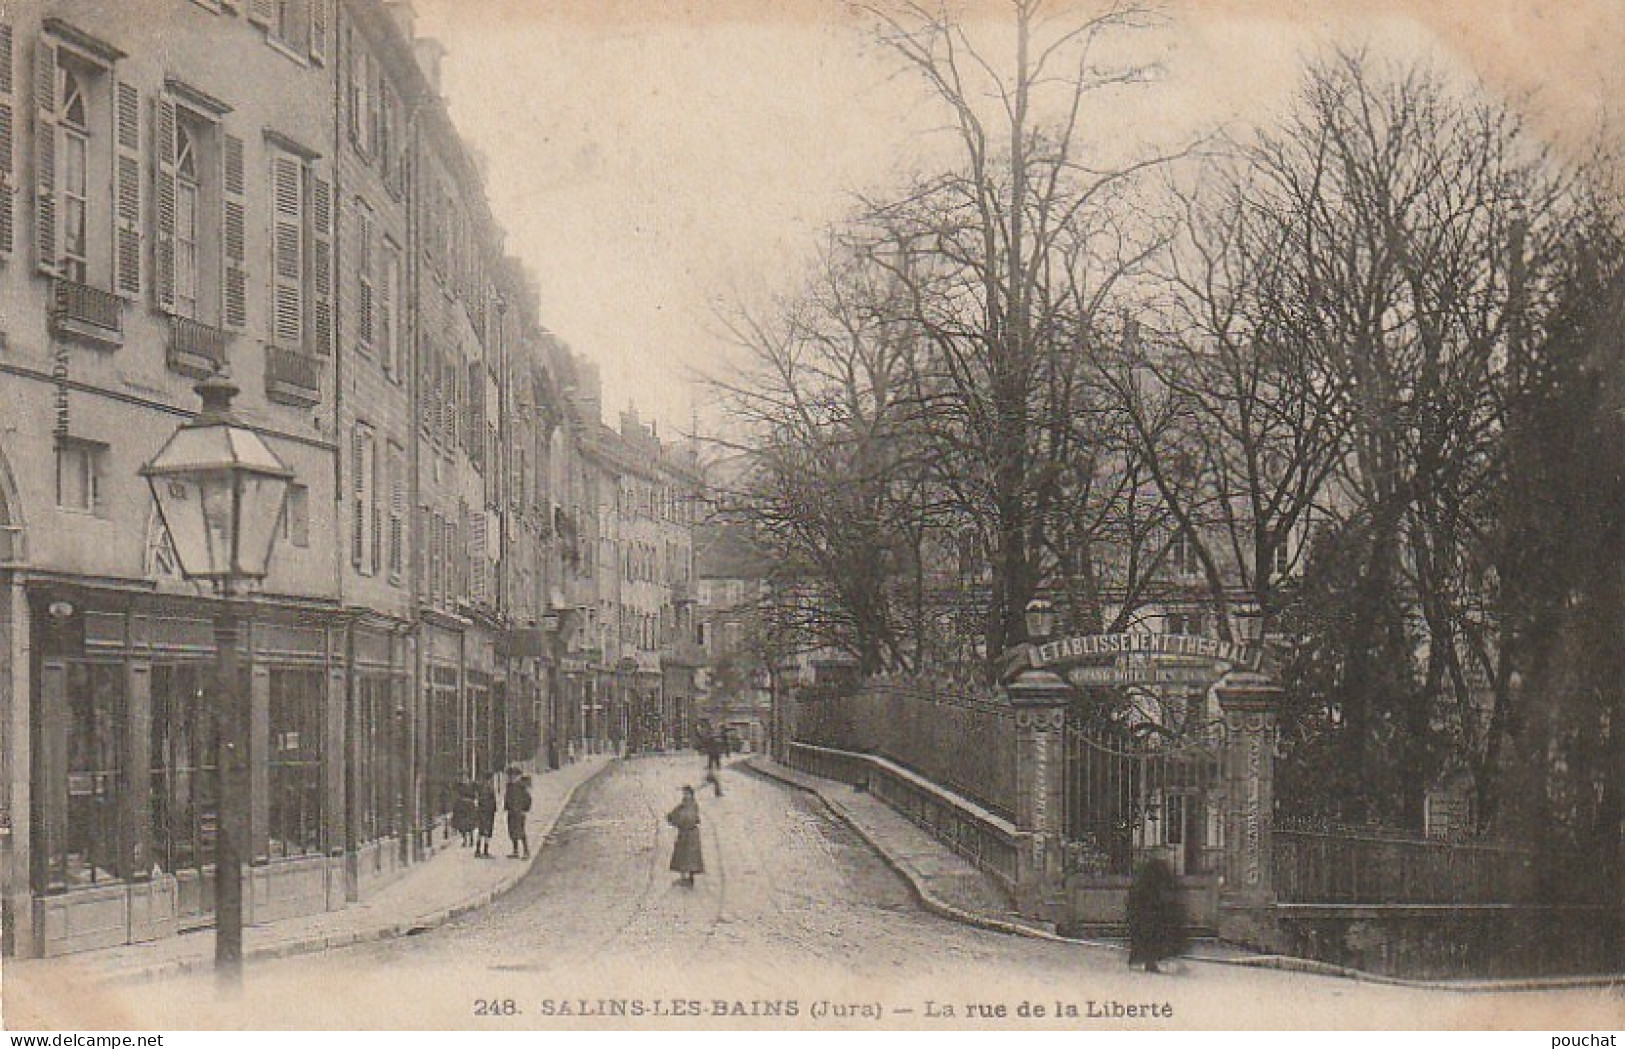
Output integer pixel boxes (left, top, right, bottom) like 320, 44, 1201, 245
743, 755, 1058, 940
747, 756, 1625, 993
7, 755, 615, 986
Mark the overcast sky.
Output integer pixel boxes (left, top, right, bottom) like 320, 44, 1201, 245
411, 0, 1624, 436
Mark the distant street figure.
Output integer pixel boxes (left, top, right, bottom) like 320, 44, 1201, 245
475, 775, 498, 858
704, 765, 723, 797
1126, 858, 1189, 972
452, 781, 477, 847
703, 733, 723, 772
667, 785, 704, 886
505, 767, 533, 859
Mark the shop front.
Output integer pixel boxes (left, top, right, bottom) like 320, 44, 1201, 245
24, 583, 349, 957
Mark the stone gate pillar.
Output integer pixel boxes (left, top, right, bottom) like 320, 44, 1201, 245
1214, 671, 1282, 925
1006, 667, 1070, 921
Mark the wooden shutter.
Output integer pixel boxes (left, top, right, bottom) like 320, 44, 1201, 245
380, 243, 396, 377
248, 0, 275, 28
311, 171, 332, 354
33, 39, 58, 275
152, 97, 176, 311
270, 153, 302, 346
350, 426, 365, 568
113, 80, 141, 298
309, 0, 329, 66
388, 443, 404, 580
357, 202, 373, 350
0, 22, 15, 258
369, 433, 382, 577
221, 132, 246, 328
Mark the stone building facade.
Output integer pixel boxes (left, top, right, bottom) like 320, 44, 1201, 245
0, 0, 658, 959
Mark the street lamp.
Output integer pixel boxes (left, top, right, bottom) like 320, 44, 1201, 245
140, 369, 292, 989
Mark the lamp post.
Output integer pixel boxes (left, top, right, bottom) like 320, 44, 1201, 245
140, 369, 292, 989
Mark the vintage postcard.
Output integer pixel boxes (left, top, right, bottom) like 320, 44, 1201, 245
2, 0, 1624, 1033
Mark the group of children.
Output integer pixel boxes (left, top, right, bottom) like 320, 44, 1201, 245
451, 766, 534, 859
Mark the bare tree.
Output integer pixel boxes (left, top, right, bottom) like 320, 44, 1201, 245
853, 0, 1181, 671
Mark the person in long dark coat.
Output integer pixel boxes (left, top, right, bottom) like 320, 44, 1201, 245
1126, 857, 1189, 972
475, 775, 498, 858
504, 769, 532, 859
666, 786, 704, 886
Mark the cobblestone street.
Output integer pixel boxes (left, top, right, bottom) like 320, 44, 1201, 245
11, 756, 1619, 1031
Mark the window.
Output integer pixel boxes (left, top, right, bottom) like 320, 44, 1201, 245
1169, 532, 1199, 577
253, 0, 325, 64
1165, 611, 1204, 638
156, 97, 236, 326
1271, 539, 1292, 580
59, 65, 89, 283
267, 668, 323, 859
281, 482, 309, 548
56, 438, 105, 514
174, 123, 199, 318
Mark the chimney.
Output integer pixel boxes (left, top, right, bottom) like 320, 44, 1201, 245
383, 1, 417, 42
414, 37, 448, 96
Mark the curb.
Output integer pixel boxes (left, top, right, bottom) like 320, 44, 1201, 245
101, 757, 621, 986
745, 758, 1625, 996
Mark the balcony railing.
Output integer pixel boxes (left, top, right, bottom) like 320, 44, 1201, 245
50, 279, 123, 347
167, 316, 232, 378
264, 345, 324, 407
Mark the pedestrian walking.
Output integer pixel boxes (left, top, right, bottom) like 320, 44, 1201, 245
703, 764, 723, 798
475, 774, 498, 858
1126, 858, 1189, 973
452, 781, 477, 847
504, 767, 533, 859
703, 732, 722, 772
666, 785, 704, 886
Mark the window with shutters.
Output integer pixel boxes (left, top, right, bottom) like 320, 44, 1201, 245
267, 148, 331, 356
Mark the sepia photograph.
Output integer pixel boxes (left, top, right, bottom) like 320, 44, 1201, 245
1, 0, 1624, 1034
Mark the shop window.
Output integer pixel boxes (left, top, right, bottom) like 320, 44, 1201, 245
355, 674, 394, 843
267, 668, 323, 858
149, 663, 219, 875
43, 662, 127, 890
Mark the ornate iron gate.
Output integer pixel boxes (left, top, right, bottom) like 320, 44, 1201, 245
1063, 723, 1224, 877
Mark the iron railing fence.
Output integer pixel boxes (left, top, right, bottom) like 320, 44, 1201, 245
793, 680, 1017, 821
